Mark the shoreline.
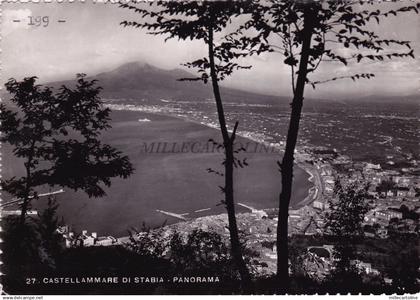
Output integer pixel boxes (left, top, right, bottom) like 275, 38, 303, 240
106, 105, 320, 222
54, 105, 322, 245
107, 103, 319, 210
292, 162, 321, 209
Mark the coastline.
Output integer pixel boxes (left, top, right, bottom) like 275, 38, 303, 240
22, 105, 318, 239
105, 105, 320, 227
107, 103, 319, 210
292, 162, 320, 209
49, 106, 322, 246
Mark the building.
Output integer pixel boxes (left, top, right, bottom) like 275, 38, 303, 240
56, 226, 76, 248
396, 187, 410, 198
57, 227, 118, 248
407, 186, 417, 198
375, 209, 403, 222
364, 227, 376, 238
313, 148, 338, 160
351, 260, 380, 275
386, 190, 396, 197
396, 176, 415, 187
313, 200, 323, 210
95, 236, 118, 246
364, 163, 381, 170
371, 175, 383, 185
320, 165, 334, 176
364, 211, 377, 225
313, 199, 329, 211
367, 185, 379, 197
79, 230, 96, 246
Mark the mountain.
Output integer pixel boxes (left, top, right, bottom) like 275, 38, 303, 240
5, 61, 416, 105
344, 94, 420, 104
44, 61, 284, 105
62, 61, 420, 105
94, 62, 213, 101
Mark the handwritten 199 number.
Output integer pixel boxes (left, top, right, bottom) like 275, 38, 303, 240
28, 16, 50, 27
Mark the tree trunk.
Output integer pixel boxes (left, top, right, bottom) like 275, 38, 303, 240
276, 6, 315, 292
225, 141, 254, 293
208, 25, 253, 293
20, 142, 36, 226
20, 198, 29, 226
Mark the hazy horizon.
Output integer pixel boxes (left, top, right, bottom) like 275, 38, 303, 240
2, 1, 420, 100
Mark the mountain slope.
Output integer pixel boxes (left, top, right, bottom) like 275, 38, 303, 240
94, 62, 214, 101
45, 61, 284, 105
2, 62, 418, 105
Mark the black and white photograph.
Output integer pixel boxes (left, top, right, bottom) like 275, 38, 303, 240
0, 0, 419, 296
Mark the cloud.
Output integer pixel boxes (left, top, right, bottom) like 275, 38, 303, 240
2, 8, 32, 36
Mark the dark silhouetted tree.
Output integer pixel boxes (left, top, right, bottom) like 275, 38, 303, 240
376, 177, 396, 195
386, 233, 420, 294
324, 180, 371, 290
0, 75, 134, 226
1, 216, 41, 291
246, 0, 418, 289
169, 229, 236, 279
126, 226, 168, 259
120, 1, 264, 292
36, 196, 64, 267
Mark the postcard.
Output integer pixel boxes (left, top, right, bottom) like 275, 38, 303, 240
1, 0, 419, 296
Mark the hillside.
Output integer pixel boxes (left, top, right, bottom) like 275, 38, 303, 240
44, 61, 284, 105
95, 62, 213, 101
3, 61, 418, 106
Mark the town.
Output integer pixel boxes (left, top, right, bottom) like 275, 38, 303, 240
55, 142, 419, 283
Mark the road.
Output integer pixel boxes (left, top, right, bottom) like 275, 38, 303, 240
294, 162, 324, 208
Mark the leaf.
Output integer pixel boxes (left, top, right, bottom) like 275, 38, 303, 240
337, 56, 347, 66
284, 56, 298, 66
408, 50, 415, 59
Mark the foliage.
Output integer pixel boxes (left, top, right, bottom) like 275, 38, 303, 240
121, 1, 264, 84
322, 267, 365, 294
0, 75, 134, 222
240, 0, 419, 288
168, 229, 237, 278
399, 205, 419, 221
1, 216, 41, 273
2, 202, 64, 292
126, 226, 168, 259
325, 180, 371, 238
288, 243, 307, 277
36, 196, 65, 267
120, 1, 259, 291
324, 180, 371, 278
376, 178, 396, 193
247, 0, 418, 90
385, 233, 420, 294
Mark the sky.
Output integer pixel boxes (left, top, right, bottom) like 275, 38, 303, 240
2, 1, 420, 100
